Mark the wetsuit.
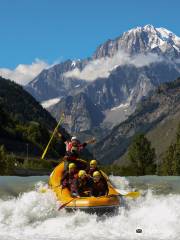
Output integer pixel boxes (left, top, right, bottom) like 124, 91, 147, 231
91, 178, 108, 197
71, 176, 93, 197
86, 167, 99, 177
61, 169, 78, 189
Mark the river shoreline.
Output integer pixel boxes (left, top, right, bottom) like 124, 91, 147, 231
13, 168, 51, 176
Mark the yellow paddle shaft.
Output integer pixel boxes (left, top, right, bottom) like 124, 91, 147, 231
109, 191, 140, 198
124, 191, 140, 198
41, 113, 65, 160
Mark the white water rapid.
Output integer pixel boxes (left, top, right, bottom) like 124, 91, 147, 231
0, 176, 180, 240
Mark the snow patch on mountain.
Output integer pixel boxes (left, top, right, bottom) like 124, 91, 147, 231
173, 45, 180, 52
71, 61, 76, 67
111, 102, 130, 111
157, 27, 180, 44
127, 25, 180, 50
41, 98, 61, 109
103, 101, 133, 127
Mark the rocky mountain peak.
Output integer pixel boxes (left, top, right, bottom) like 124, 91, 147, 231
93, 25, 180, 59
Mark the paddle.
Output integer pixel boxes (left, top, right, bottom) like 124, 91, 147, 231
108, 191, 140, 198
39, 188, 47, 193
58, 197, 79, 211
121, 191, 140, 198
41, 113, 65, 160
99, 170, 140, 199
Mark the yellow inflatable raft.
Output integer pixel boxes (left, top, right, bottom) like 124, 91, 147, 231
49, 159, 120, 215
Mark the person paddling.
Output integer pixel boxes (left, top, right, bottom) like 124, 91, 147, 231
87, 159, 99, 177
91, 171, 109, 197
72, 170, 93, 197
63, 136, 96, 170
56, 128, 95, 157
65, 136, 96, 158
61, 163, 78, 189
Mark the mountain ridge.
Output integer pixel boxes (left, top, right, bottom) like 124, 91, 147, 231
93, 24, 180, 59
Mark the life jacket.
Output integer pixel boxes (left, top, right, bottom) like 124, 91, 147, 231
71, 176, 93, 196
66, 141, 78, 153
69, 171, 78, 184
91, 178, 108, 197
77, 176, 92, 189
87, 167, 99, 177
61, 169, 78, 188
64, 155, 78, 161
65, 140, 85, 154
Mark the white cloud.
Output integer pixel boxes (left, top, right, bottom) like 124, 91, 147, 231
64, 51, 163, 81
0, 53, 165, 85
0, 59, 49, 85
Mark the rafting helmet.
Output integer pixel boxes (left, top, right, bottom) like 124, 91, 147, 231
69, 163, 76, 170
90, 160, 97, 167
71, 136, 77, 141
78, 170, 86, 178
93, 171, 101, 178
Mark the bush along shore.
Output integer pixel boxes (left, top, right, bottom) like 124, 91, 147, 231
0, 145, 60, 176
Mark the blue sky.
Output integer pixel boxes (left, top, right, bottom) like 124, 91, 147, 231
0, 0, 180, 70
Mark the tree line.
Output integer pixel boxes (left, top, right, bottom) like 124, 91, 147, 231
102, 123, 180, 176
1, 123, 180, 176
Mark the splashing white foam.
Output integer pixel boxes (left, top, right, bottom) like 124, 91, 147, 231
0, 178, 180, 240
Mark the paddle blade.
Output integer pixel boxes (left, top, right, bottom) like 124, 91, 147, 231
58, 197, 79, 211
124, 191, 140, 198
58, 202, 67, 210
39, 187, 47, 193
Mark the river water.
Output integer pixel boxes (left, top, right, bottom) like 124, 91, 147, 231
0, 175, 180, 240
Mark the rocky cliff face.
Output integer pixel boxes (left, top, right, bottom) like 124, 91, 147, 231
83, 61, 180, 111
93, 78, 180, 164
49, 92, 104, 133
25, 59, 88, 102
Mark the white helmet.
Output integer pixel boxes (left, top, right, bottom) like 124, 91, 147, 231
71, 136, 77, 141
